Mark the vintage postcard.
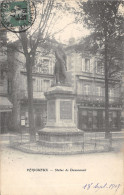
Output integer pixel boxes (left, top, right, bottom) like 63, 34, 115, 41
0, 0, 124, 194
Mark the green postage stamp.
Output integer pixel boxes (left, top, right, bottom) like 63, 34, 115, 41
0, 0, 36, 32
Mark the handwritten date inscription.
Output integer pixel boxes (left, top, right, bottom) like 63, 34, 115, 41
82, 183, 121, 193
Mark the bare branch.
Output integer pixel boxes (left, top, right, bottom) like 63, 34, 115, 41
109, 67, 121, 78
47, 14, 62, 34
44, 12, 55, 38
14, 33, 21, 42
40, 0, 55, 35
49, 22, 74, 36
31, 0, 55, 55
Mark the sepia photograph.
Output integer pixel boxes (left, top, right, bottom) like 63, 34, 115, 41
0, 0, 124, 194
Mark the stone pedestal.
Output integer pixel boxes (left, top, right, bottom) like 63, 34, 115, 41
38, 85, 84, 154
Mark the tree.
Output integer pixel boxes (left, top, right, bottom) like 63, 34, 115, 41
15, 0, 55, 141
77, 0, 124, 138
4, 0, 72, 141
0, 0, 55, 141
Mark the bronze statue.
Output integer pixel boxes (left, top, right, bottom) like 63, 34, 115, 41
54, 45, 67, 85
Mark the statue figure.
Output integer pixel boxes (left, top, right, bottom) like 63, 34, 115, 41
54, 45, 67, 85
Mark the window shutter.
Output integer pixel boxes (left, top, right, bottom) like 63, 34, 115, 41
90, 59, 93, 73
82, 58, 85, 71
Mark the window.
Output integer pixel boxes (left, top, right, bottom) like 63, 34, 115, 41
84, 85, 90, 95
85, 59, 90, 72
42, 59, 49, 73
95, 61, 104, 74
35, 57, 50, 74
82, 58, 90, 72
49, 58, 54, 74
108, 111, 120, 129
93, 111, 98, 129
96, 86, 102, 96
43, 80, 50, 92
112, 111, 118, 128
35, 78, 43, 92
109, 89, 114, 102
109, 89, 114, 97
79, 110, 93, 130
34, 79, 51, 92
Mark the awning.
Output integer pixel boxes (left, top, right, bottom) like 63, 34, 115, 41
0, 96, 13, 112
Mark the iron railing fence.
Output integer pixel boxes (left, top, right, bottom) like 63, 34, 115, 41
9, 131, 124, 155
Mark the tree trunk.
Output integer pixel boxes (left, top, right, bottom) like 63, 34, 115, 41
104, 37, 110, 139
26, 55, 36, 142
11, 95, 20, 132
8, 51, 20, 132
121, 68, 124, 130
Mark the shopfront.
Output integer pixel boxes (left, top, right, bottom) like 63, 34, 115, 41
0, 96, 13, 133
78, 107, 121, 132
20, 100, 47, 130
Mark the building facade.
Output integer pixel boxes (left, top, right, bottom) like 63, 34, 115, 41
18, 49, 55, 130
66, 43, 122, 132
0, 30, 13, 133
6, 38, 122, 132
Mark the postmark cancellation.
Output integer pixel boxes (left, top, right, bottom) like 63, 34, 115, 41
0, 0, 36, 32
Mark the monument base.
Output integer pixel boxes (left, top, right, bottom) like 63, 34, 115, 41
38, 128, 84, 154
38, 85, 84, 154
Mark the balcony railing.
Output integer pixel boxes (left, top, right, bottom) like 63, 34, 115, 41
77, 95, 122, 106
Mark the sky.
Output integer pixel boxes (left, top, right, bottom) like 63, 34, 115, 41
52, 15, 90, 44
6, 0, 123, 45
7, 13, 89, 45
7, 0, 90, 45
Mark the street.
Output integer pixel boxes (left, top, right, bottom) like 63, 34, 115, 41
0, 135, 123, 195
